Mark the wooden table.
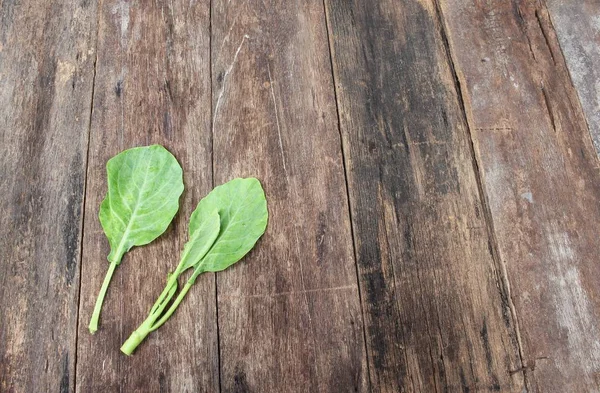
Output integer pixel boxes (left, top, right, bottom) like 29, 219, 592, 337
2, 1, 600, 392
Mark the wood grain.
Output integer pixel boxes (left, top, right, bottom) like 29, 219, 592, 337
438, 0, 600, 391
0, 1, 96, 392
545, 0, 600, 157
75, 1, 218, 391
324, 0, 525, 391
211, 1, 368, 391
3, 0, 600, 390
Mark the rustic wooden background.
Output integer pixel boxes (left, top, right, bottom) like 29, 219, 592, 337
1, 0, 600, 392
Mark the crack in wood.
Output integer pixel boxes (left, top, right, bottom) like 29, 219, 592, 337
535, 9, 557, 66
541, 84, 558, 132
322, 0, 373, 390
73, 3, 101, 391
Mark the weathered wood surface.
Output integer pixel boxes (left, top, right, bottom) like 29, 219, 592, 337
325, 0, 525, 391
438, 0, 600, 391
0, 1, 96, 392
76, 1, 218, 391
546, 0, 600, 157
211, 1, 367, 391
2, 0, 600, 392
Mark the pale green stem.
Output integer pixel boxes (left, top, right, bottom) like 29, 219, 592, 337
120, 277, 180, 355
150, 282, 193, 331
120, 318, 153, 356
89, 261, 118, 334
150, 276, 178, 315
121, 266, 200, 354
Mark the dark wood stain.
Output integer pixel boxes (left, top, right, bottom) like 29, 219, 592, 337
480, 319, 501, 389
232, 367, 251, 393
158, 372, 167, 393
325, 0, 525, 391
60, 353, 70, 393
64, 153, 84, 286
114, 79, 122, 97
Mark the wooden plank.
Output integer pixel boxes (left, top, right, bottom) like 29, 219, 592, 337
324, 0, 525, 391
545, 0, 600, 157
211, 1, 368, 391
0, 1, 96, 392
438, 0, 600, 391
75, 1, 218, 391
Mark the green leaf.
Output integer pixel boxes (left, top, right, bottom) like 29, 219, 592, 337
178, 209, 221, 271
99, 144, 184, 263
90, 144, 183, 334
190, 177, 268, 277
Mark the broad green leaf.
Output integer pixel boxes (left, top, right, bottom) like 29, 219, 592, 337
90, 144, 183, 334
178, 209, 221, 271
190, 177, 268, 276
99, 144, 184, 264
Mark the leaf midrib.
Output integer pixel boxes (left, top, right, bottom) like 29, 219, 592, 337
111, 155, 152, 262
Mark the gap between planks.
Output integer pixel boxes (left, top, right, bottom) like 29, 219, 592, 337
322, 0, 373, 390
73, 0, 102, 391
208, 1, 223, 391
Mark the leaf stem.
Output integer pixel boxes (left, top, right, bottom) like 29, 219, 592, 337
150, 282, 193, 331
150, 275, 178, 315
89, 261, 118, 334
120, 318, 153, 356
120, 276, 182, 355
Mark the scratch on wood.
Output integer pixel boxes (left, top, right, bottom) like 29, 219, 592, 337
294, 228, 312, 325
215, 2, 247, 63
401, 124, 425, 199
118, 68, 126, 148
267, 63, 288, 178
473, 127, 513, 133
291, 226, 322, 383
213, 34, 249, 132
219, 285, 358, 300
409, 140, 447, 146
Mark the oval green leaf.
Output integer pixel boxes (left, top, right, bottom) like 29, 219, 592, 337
90, 144, 184, 333
99, 144, 184, 263
190, 177, 268, 277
